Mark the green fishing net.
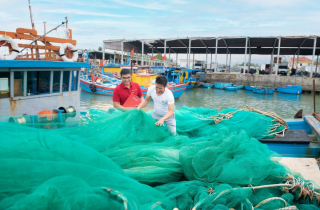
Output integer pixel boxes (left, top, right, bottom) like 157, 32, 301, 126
0, 107, 319, 210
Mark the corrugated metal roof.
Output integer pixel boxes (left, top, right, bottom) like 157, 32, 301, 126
103, 36, 320, 55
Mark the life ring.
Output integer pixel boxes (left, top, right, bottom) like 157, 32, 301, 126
59, 43, 78, 62
0, 36, 19, 60
89, 83, 96, 92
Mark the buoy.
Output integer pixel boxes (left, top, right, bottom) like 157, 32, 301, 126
0, 36, 19, 60
59, 43, 78, 62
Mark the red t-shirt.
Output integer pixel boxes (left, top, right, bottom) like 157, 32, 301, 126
113, 82, 143, 105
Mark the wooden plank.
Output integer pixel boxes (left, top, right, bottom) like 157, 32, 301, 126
0, 31, 76, 45
280, 157, 320, 190
305, 116, 320, 140
16, 28, 37, 36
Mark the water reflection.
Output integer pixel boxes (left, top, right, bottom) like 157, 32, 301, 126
276, 93, 301, 102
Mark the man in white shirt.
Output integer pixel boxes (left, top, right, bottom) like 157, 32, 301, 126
137, 76, 176, 134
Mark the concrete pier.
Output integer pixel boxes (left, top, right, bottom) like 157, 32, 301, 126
203, 73, 320, 92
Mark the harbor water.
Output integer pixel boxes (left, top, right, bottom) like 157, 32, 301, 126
81, 88, 320, 119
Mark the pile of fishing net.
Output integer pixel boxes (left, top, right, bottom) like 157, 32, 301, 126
0, 107, 319, 210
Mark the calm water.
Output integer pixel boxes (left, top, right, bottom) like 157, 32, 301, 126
80, 88, 320, 119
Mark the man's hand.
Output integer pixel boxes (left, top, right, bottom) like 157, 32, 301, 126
155, 118, 165, 126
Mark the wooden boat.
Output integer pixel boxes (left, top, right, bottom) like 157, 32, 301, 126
236, 85, 243, 89
80, 72, 188, 99
259, 116, 320, 158
277, 85, 302, 94
0, 23, 88, 122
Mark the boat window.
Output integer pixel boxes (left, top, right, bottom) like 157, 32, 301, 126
27, 71, 51, 95
71, 71, 78, 91
62, 71, 70, 92
53, 71, 61, 93
0, 72, 10, 98
14, 71, 24, 97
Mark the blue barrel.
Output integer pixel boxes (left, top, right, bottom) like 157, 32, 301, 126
174, 78, 180, 83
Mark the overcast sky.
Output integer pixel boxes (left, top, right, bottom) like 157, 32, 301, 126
1, 0, 319, 65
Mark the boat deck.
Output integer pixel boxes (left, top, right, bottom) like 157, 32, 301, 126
280, 158, 320, 190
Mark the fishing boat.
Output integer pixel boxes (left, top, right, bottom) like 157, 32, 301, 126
277, 85, 302, 94
260, 115, 320, 159
214, 82, 233, 89
236, 85, 243, 89
0, 21, 88, 122
80, 67, 188, 98
252, 87, 275, 94
80, 74, 120, 96
225, 86, 238, 91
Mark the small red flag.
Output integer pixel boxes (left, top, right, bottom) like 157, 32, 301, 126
162, 55, 166, 60
130, 48, 134, 56
151, 56, 155, 60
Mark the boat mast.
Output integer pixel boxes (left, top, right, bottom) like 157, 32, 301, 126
28, 0, 40, 59
28, 0, 35, 29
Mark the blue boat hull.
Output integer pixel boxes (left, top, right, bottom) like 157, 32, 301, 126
277, 85, 302, 94
236, 85, 243, 89
253, 87, 275, 94
203, 84, 213, 88
214, 83, 233, 89
80, 79, 187, 99
186, 85, 193, 90
262, 119, 320, 158
225, 86, 237, 91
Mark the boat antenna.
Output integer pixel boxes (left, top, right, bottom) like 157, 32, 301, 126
28, 0, 35, 29
19, 20, 68, 53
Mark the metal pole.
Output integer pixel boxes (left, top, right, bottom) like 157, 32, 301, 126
169, 47, 171, 67
311, 37, 317, 77
248, 51, 251, 73
276, 37, 281, 75
229, 54, 232, 72
215, 38, 218, 73
188, 39, 191, 69
206, 50, 208, 71
244, 37, 248, 75
176, 53, 178, 67
141, 41, 144, 66
164, 40, 166, 67
28, 0, 35, 29
296, 50, 300, 70
43, 21, 47, 60
193, 53, 195, 69
313, 79, 316, 113
210, 53, 212, 71
292, 53, 295, 70
226, 52, 228, 72
316, 54, 319, 73
102, 46, 105, 62
121, 41, 124, 65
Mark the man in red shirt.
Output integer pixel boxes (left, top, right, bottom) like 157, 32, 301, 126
113, 68, 143, 111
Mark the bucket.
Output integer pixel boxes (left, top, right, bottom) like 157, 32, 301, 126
58, 106, 76, 118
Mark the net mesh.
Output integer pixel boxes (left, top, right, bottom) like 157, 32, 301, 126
0, 107, 319, 210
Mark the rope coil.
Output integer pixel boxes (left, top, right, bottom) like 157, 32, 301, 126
198, 105, 288, 138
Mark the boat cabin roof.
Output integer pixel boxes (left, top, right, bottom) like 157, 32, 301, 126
0, 60, 89, 69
